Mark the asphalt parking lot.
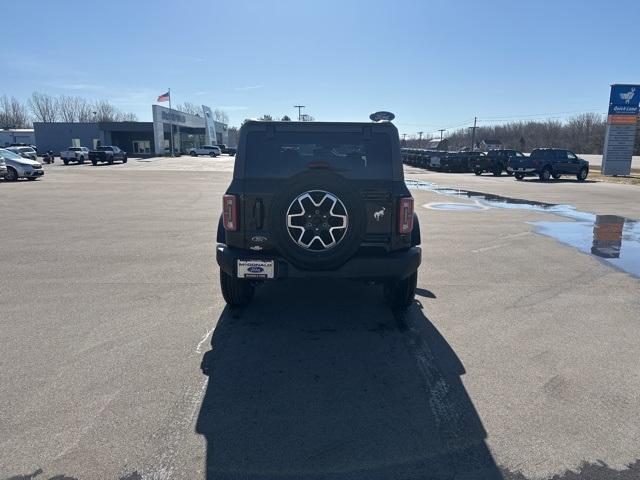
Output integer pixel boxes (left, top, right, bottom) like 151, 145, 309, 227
1, 157, 639, 480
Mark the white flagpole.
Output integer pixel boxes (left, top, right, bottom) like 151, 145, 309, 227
168, 88, 174, 157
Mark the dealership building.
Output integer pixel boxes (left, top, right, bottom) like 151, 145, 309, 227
33, 105, 228, 156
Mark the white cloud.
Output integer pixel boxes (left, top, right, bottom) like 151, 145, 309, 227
234, 85, 264, 92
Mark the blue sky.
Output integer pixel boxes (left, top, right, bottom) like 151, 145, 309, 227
3, 0, 639, 136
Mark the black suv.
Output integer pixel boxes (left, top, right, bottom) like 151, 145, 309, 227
216, 119, 421, 309
473, 149, 524, 176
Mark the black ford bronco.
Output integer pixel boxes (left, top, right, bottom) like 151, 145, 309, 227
216, 115, 421, 309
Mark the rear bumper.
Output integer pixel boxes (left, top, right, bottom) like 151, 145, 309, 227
216, 244, 421, 281
508, 166, 536, 173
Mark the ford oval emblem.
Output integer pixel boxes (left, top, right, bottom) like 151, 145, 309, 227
247, 266, 264, 273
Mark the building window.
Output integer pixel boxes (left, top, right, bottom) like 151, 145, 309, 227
132, 140, 151, 154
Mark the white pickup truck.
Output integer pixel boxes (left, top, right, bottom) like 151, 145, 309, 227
60, 147, 90, 165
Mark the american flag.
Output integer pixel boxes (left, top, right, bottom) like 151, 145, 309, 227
157, 91, 170, 102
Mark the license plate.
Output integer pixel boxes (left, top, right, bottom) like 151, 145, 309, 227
237, 259, 274, 279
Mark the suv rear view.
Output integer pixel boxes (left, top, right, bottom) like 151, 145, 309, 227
216, 118, 421, 309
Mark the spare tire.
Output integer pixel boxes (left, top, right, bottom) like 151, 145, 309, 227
270, 171, 366, 270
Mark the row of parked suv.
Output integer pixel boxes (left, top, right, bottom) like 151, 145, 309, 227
401, 148, 590, 181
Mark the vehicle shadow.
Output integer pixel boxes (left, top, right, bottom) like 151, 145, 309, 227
519, 178, 597, 184
196, 280, 502, 480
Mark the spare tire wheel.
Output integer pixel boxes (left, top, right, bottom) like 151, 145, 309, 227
270, 171, 366, 270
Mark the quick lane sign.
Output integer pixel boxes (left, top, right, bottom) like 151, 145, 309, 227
602, 84, 640, 176
608, 85, 639, 116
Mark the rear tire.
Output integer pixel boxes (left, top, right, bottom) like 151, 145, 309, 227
78, 156, 84, 164
63, 159, 69, 165
515, 173, 524, 180
191, 151, 197, 157
91, 159, 98, 166
220, 270, 254, 307
539, 167, 551, 181
122, 156, 128, 164
552, 173, 561, 180
577, 167, 588, 182
474, 168, 482, 176
492, 169, 502, 176
107, 157, 114, 165
384, 271, 417, 311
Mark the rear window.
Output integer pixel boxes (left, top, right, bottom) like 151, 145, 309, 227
245, 131, 392, 179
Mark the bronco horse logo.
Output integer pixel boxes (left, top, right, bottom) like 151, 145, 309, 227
374, 207, 386, 221
619, 87, 636, 105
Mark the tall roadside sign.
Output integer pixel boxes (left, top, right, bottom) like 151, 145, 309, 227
601, 84, 640, 175
202, 105, 217, 146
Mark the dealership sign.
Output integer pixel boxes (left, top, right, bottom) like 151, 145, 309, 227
608, 85, 640, 116
202, 105, 217, 145
602, 84, 640, 176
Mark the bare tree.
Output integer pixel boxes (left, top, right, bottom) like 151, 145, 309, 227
77, 99, 95, 122
214, 108, 229, 124
175, 102, 202, 116
281, 115, 291, 121
0, 95, 31, 128
57, 95, 93, 122
28, 92, 58, 122
227, 126, 239, 147
445, 114, 607, 154
115, 112, 138, 122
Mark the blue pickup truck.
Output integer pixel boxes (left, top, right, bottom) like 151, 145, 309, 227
509, 148, 589, 182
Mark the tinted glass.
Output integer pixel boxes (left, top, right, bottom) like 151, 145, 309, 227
245, 131, 392, 179
0, 148, 22, 159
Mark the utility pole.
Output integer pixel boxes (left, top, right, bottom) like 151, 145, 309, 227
468, 116, 477, 151
417, 131, 423, 148
401, 133, 407, 145
294, 105, 305, 121
438, 129, 445, 140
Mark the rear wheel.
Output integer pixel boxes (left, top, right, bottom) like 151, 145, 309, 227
122, 156, 128, 164
539, 167, 551, 181
577, 167, 588, 182
515, 173, 524, 181
552, 173, 561, 180
190, 151, 197, 157
107, 157, 114, 165
91, 159, 98, 166
384, 271, 417, 311
220, 270, 254, 307
63, 159, 69, 165
506, 170, 514, 176
474, 168, 482, 176
78, 156, 84, 164
492, 169, 502, 176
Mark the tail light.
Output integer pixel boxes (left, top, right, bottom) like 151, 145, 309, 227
222, 194, 238, 231
398, 197, 414, 234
